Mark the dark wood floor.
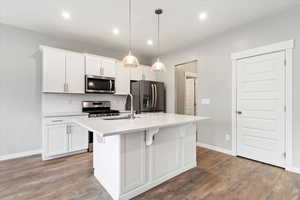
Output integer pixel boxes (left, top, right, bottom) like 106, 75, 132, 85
1, 148, 300, 200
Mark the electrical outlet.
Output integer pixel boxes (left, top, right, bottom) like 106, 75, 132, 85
225, 134, 231, 141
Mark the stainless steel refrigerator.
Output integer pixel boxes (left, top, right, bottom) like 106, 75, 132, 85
126, 80, 166, 113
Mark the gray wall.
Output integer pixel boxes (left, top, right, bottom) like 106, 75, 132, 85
156, 7, 300, 168
0, 23, 150, 157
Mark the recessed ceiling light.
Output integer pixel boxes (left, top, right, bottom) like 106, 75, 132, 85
62, 11, 71, 20
113, 28, 120, 35
198, 12, 207, 21
147, 40, 153, 46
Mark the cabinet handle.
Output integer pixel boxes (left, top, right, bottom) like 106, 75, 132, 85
67, 125, 72, 134
52, 120, 63, 123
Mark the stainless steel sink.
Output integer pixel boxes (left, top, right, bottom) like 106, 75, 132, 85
102, 115, 140, 120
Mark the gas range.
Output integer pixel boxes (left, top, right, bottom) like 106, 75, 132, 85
82, 101, 120, 118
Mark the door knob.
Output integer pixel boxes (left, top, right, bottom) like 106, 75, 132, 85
237, 111, 242, 115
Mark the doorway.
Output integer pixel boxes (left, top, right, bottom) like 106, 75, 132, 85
175, 60, 198, 115
231, 40, 294, 169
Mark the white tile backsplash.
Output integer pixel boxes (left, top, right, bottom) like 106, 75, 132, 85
42, 93, 127, 114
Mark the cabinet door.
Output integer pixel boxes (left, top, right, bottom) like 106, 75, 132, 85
102, 58, 116, 77
46, 124, 68, 156
42, 48, 66, 93
142, 65, 156, 81
121, 132, 146, 193
130, 66, 143, 81
150, 127, 181, 181
85, 55, 101, 76
69, 124, 88, 152
182, 124, 197, 167
66, 52, 85, 94
115, 61, 130, 95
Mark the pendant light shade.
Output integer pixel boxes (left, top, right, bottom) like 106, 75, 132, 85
151, 9, 165, 72
151, 58, 166, 72
122, 51, 140, 68
122, 0, 139, 68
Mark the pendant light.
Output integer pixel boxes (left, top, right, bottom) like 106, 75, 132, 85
151, 9, 166, 72
122, 0, 139, 68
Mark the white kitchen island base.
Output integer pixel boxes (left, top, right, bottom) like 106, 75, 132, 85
94, 123, 196, 200
74, 113, 209, 200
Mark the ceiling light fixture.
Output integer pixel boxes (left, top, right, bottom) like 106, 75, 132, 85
113, 28, 120, 35
62, 11, 71, 20
147, 40, 153, 46
122, 0, 139, 68
198, 12, 207, 21
151, 9, 166, 72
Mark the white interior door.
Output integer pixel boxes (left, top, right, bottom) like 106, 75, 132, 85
236, 51, 285, 167
185, 78, 195, 115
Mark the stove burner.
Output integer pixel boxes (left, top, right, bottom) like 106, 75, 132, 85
82, 101, 120, 118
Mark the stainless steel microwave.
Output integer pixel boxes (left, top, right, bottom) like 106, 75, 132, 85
85, 75, 115, 94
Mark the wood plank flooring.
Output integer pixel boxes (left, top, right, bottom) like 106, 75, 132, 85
1, 147, 300, 200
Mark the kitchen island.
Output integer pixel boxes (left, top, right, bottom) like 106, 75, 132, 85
74, 113, 209, 200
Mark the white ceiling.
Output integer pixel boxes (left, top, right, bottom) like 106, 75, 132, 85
1, 0, 299, 58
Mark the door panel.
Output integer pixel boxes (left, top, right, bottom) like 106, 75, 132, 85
102, 59, 116, 77
69, 124, 88, 152
121, 132, 146, 193
46, 125, 68, 156
236, 51, 285, 167
66, 52, 85, 94
151, 127, 181, 180
43, 48, 66, 93
140, 81, 153, 112
85, 55, 100, 76
154, 82, 165, 112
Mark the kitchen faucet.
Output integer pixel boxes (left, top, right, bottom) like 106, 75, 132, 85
129, 93, 135, 119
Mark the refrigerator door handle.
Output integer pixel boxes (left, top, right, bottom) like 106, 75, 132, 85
154, 84, 158, 108
151, 84, 155, 108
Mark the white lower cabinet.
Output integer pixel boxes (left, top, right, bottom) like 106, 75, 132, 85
150, 127, 181, 181
69, 123, 89, 152
121, 132, 146, 193
46, 124, 69, 157
117, 124, 196, 199
43, 116, 88, 160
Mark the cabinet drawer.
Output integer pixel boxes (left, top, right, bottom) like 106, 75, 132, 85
43, 116, 87, 125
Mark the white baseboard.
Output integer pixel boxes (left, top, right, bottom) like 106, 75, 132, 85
197, 142, 235, 156
286, 166, 300, 175
0, 149, 41, 161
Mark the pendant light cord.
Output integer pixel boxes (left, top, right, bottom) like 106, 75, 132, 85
157, 13, 160, 59
129, 0, 132, 52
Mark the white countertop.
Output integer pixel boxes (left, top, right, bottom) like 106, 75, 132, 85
43, 112, 89, 118
73, 113, 210, 137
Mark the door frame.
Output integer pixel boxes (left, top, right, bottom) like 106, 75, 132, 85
231, 40, 294, 169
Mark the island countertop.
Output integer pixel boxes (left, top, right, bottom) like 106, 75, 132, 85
73, 113, 210, 137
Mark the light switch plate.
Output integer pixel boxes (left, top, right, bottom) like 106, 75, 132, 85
201, 98, 210, 105
225, 134, 231, 141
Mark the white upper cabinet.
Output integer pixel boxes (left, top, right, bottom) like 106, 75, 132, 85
42, 47, 66, 93
66, 52, 85, 94
115, 61, 130, 95
41, 46, 85, 94
130, 66, 143, 81
85, 55, 100, 76
85, 54, 116, 77
142, 65, 156, 81
102, 58, 116, 77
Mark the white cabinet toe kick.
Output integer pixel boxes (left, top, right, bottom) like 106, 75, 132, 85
93, 123, 197, 200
